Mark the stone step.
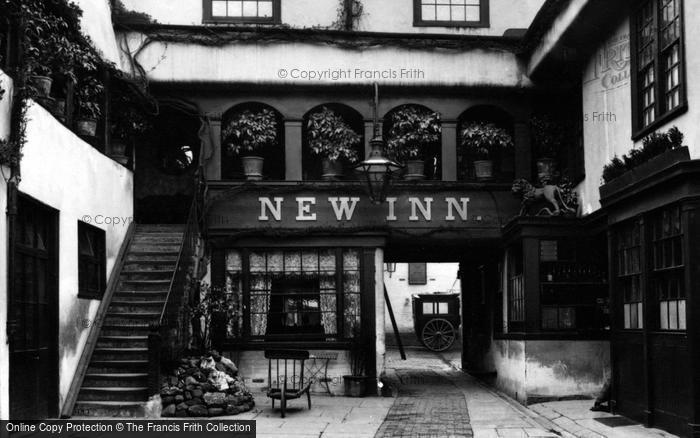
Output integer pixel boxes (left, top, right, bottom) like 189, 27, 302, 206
87, 360, 149, 374
122, 261, 177, 271
72, 401, 145, 417
96, 336, 148, 349
78, 387, 149, 402
120, 270, 174, 281
82, 373, 149, 388
125, 253, 178, 263
92, 347, 149, 361
129, 244, 181, 253
104, 313, 160, 326
112, 291, 169, 302
133, 236, 183, 244
136, 224, 185, 231
118, 279, 171, 292
110, 301, 166, 313
100, 324, 151, 337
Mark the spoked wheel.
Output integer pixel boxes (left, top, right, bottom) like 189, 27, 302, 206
421, 318, 456, 352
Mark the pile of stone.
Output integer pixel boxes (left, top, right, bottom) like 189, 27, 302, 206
160, 351, 255, 417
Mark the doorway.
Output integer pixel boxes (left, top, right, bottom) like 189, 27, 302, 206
8, 194, 59, 419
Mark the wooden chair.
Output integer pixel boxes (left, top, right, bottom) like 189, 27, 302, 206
264, 349, 312, 418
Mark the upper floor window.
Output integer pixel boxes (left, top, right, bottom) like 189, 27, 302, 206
632, 0, 686, 137
204, 0, 281, 23
78, 221, 106, 300
414, 0, 489, 27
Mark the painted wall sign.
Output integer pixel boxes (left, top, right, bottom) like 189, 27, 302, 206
207, 187, 520, 233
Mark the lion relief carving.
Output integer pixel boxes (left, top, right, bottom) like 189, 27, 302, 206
511, 179, 577, 217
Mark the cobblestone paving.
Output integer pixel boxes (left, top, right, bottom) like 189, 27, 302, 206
376, 367, 473, 437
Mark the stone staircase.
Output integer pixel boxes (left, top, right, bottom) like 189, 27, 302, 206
73, 225, 184, 417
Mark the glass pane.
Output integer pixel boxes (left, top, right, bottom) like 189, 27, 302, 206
250, 273, 269, 291
258, 0, 273, 17
242, 1, 258, 16
624, 303, 631, 329
343, 271, 361, 293
678, 300, 686, 330
465, 5, 480, 21
320, 249, 336, 272
250, 251, 266, 272
637, 303, 644, 329
285, 251, 301, 272
438, 302, 448, 314
226, 250, 242, 272
422, 5, 436, 21
436, 5, 450, 20
267, 251, 284, 272
302, 251, 318, 272
669, 300, 678, 329
660, 301, 669, 329
320, 293, 337, 335
343, 249, 360, 270
559, 307, 576, 329
212, 0, 227, 16
227, 1, 243, 16
422, 302, 433, 315
319, 275, 336, 291
542, 307, 558, 330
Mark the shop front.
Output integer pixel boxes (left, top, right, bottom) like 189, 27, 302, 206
205, 182, 519, 395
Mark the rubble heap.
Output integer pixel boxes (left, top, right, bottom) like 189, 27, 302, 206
160, 351, 255, 417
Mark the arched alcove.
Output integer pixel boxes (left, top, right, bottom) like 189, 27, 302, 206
301, 103, 365, 180
220, 102, 285, 180
383, 104, 442, 180
457, 105, 514, 181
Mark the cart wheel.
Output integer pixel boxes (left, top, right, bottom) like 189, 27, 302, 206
421, 318, 456, 352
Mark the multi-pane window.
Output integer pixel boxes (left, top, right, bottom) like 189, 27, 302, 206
507, 245, 525, 327
205, 0, 279, 23
650, 206, 686, 330
616, 221, 643, 329
78, 222, 106, 299
225, 248, 361, 341
633, 0, 685, 132
414, 0, 488, 27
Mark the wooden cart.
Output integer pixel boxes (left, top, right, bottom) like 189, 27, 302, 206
412, 293, 460, 351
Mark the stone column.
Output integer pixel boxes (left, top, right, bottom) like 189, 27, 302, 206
285, 120, 303, 181
442, 121, 458, 181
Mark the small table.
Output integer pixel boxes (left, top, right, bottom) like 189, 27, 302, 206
306, 352, 338, 395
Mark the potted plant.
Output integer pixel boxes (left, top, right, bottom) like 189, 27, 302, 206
306, 107, 361, 180
530, 114, 569, 183
110, 92, 150, 165
460, 122, 514, 181
75, 75, 104, 137
386, 106, 441, 180
343, 327, 367, 397
222, 108, 278, 181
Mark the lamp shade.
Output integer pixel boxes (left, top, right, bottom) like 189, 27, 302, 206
355, 137, 403, 204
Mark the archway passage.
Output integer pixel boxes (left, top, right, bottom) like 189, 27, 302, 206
135, 103, 201, 223
457, 105, 515, 181
220, 102, 285, 180
302, 103, 365, 180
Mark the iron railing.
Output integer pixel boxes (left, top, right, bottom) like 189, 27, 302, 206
149, 168, 206, 395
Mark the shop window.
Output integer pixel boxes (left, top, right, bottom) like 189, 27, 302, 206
616, 220, 643, 329
77, 221, 106, 299
413, 0, 489, 27
632, 0, 686, 137
204, 0, 280, 23
507, 244, 525, 330
650, 205, 686, 330
224, 248, 361, 342
221, 102, 285, 181
408, 263, 427, 285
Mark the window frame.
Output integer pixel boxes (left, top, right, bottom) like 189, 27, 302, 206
77, 221, 106, 300
413, 0, 489, 28
630, 0, 687, 140
203, 0, 281, 24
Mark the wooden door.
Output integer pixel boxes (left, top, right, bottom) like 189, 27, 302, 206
8, 195, 58, 419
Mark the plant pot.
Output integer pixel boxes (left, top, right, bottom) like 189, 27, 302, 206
31, 75, 53, 97
536, 157, 557, 183
321, 158, 344, 181
473, 159, 494, 181
52, 98, 66, 119
76, 119, 98, 137
242, 156, 264, 181
404, 160, 425, 181
110, 140, 129, 165
35, 96, 55, 113
343, 375, 367, 398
